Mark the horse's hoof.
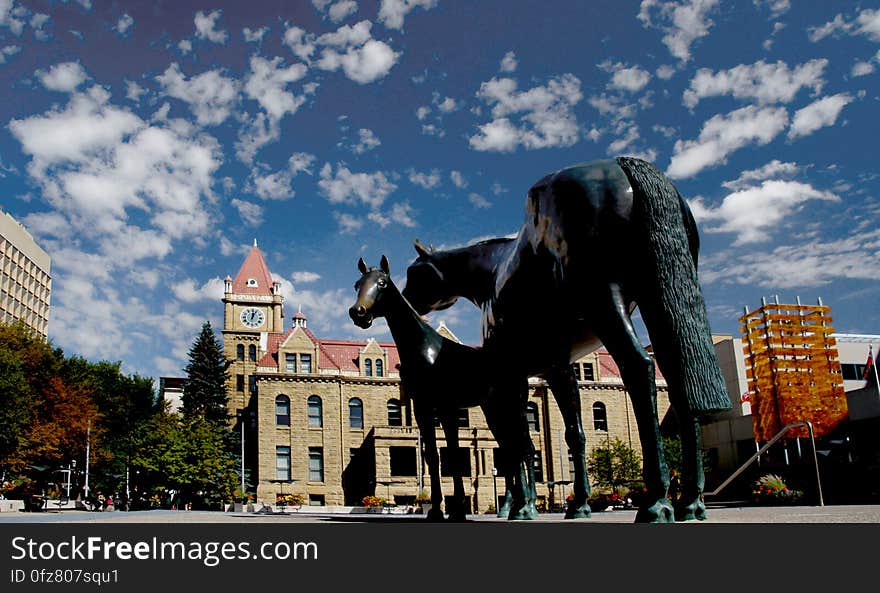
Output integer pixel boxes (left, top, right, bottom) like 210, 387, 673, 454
496, 504, 511, 519
564, 503, 591, 519
425, 508, 445, 522
634, 498, 675, 523
507, 504, 535, 520
674, 499, 707, 522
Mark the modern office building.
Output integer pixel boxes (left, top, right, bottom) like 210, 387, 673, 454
222, 242, 672, 511
0, 209, 51, 338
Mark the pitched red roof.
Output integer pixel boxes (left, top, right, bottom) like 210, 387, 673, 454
255, 326, 401, 374
232, 243, 275, 295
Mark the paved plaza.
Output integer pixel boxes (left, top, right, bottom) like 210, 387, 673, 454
1, 504, 879, 524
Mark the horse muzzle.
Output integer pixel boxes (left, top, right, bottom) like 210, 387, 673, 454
349, 305, 374, 329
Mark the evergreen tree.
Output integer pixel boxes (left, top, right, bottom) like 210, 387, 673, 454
182, 321, 230, 425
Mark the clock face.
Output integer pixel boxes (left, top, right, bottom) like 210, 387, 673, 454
240, 307, 266, 329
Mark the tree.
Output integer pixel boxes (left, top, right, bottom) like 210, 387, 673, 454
587, 438, 642, 493
182, 321, 230, 425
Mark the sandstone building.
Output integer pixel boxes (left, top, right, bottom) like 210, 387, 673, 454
0, 209, 51, 338
223, 243, 670, 512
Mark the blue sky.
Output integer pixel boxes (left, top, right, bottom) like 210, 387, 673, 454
1, 0, 879, 383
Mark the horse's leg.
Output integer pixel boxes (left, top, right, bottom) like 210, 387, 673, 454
594, 284, 673, 523
440, 413, 467, 521
505, 377, 538, 520
415, 406, 444, 521
674, 403, 707, 521
480, 399, 515, 518
546, 365, 591, 519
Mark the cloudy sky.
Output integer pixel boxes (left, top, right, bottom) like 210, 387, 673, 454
1, 0, 879, 383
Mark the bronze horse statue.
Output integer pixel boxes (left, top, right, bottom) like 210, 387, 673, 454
403, 157, 731, 523
350, 256, 535, 520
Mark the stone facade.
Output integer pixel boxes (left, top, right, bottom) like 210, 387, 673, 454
222, 243, 670, 512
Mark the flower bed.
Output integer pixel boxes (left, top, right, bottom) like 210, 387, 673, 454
752, 474, 803, 506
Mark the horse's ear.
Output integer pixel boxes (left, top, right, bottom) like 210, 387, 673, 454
380, 255, 390, 275
357, 257, 368, 274
413, 239, 432, 259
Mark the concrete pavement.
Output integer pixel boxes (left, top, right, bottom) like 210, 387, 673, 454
1, 504, 879, 523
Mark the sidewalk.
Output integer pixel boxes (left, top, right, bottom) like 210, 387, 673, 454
1, 504, 879, 523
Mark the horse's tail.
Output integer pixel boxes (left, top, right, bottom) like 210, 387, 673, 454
616, 156, 732, 414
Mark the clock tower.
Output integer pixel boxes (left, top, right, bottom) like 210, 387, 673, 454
222, 240, 285, 414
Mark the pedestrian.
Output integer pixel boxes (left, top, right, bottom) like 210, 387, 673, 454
668, 468, 680, 502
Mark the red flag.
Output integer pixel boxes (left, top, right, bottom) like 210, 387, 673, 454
864, 347, 876, 380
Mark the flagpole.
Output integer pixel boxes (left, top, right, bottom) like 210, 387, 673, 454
872, 344, 880, 398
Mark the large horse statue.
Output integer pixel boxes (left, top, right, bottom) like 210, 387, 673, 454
402, 157, 732, 523
350, 256, 535, 520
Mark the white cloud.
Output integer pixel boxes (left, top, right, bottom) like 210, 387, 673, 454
156, 63, 239, 126
319, 163, 397, 209
0, 44, 21, 63
722, 160, 799, 191
683, 59, 828, 108
231, 198, 264, 226
247, 152, 315, 200
468, 193, 491, 209
809, 9, 880, 43
313, 0, 359, 23
30, 13, 50, 41
8, 84, 224, 369
700, 230, 880, 288
350, 128, 381, 153
500, 51, 518, 73
292, 270, 321, 284
317, 37, 400, 84
754, 0, 790, 19
408, 169, 440, 189
178, 39, 192, 55
667, 104, 789, 178
852, 60, 875, 77
243, 55, 310, 121
378, 0, 437, 30
450, 170, 467, 189
243, 26, 269, 43
369, 202, 417, 228
637, 0, 720, 63
114, 13, 134, 36
689, 180, 839, 244
0, 0, 26, 35
194, 9, 228, 44
787, 93, 853, 140
125, 80, 146, 103
173, 277, 225, 303
38, 62, 88, 92
606, 63, 652, 92
334, 211, 364, 233
469, 74, 582, 152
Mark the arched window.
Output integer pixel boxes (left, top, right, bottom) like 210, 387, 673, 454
387, 399, 402, 426
349, 398, 364, 429
237, 344, 245, 361
593, 402, 608, 432
375, 359, 383, 377
248, 344, 257, 362
526, 402, 539, 432
275, 395, 290, 426
364, 359, 373, 377
308, 395, 323, 428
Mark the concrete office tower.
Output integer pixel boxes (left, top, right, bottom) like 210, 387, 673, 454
0, 210, 51, 338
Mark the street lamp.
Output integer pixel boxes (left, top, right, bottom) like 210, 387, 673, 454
492, 467, 498, 513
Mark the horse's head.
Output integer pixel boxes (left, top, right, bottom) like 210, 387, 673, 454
402, 239, 460, 315
350, 255, 393, 329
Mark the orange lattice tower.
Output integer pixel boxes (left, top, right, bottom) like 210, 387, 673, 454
740, 298, 848, 441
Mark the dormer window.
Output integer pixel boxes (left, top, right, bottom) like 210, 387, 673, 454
247, 278, 258, 287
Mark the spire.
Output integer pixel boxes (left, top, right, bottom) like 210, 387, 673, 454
231, 242, 274, 295
254, 238, 258, 247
